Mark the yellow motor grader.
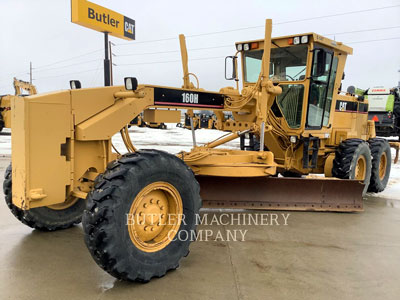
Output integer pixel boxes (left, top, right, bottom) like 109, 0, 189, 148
0, 78, 37, 132
3, 19, 392, 282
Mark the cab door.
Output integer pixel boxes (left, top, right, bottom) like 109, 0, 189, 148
306, 46, 338, 129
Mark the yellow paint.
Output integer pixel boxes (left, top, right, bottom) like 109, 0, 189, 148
128, 182, 183, 252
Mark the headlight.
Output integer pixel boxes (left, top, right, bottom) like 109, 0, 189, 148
243, 43, 250, 51
236, 44, 243, 51
301, 35, 308, 44
293, 37, 300, 45
69, 80, 81, 90
290, 136, 297, 143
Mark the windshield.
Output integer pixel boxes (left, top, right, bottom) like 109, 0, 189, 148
244, 45, 308, 82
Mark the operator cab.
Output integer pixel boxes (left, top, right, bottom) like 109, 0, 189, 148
233, 34, 353, 131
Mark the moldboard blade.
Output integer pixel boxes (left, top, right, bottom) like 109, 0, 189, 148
197, 176, 364, 212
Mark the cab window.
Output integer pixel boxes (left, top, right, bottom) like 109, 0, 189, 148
244, 45, 308, 83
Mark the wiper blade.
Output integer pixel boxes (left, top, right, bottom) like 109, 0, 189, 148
272, 41, 300, 61
278, 85, 293, 104
293, 67, 306, 79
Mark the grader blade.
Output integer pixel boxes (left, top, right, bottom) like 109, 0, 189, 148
197, 176, 364, 212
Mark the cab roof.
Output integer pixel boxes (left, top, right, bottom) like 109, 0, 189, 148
236, 32, 353, 55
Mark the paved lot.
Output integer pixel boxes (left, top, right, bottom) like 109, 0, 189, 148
0, 153, 400, 300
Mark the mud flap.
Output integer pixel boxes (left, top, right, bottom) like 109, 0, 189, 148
197, 176, 364, 212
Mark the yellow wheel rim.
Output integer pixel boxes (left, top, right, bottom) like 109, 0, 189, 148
128, 182, 183, 253
379, 152, 387, 180
355, 156, 366, 181
47, 196, 79, 210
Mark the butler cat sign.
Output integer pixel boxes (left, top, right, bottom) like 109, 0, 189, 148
71, 0, 135, 40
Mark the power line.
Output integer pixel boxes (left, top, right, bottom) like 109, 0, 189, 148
115, 37, 177, 47
116, 56, 226, 67
15, 33, 400, 82
187, 5, 400, 37
34, 48, 103, 70
114, 32, 400, 61
116, 37, 399, 67
0, 71, 30, 82
274, 5, 400, 25
2, 5, 398, 81
111, 25, 400, 58
8, 37, 400, 82
35, 58, 101, 73
324, 25, 400, 36
34, 68, 99, 81
117, 49, 178, 57
91, 60, 104, 86
115, 45, 232, 57
346, 37, 400, 44
115, 4, 400, 45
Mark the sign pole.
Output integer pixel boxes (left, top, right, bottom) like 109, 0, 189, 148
104, 32, 111, 86
71, 0, 135, 86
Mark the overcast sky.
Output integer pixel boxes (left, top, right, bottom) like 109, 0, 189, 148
0, 0, 399, 95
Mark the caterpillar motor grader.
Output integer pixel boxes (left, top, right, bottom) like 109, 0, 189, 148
3, 19, 392, 282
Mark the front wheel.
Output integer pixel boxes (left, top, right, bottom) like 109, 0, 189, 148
332, 139, 372, 196
83, 150, 201, 282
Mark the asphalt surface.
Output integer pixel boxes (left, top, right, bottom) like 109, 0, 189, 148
0, 154, 399, 300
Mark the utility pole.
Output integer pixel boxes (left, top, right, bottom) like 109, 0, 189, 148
29, 62, 33, 85
104, 32, 111, 86
109, 41, 115, 86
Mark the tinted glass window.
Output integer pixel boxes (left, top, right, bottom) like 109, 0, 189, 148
276, 84, 305, 128
323, 56, 338, 126
307, 50, 333, 127
244, 45, 308, 82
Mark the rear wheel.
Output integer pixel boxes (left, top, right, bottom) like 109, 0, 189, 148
367, 138, 391, 193
83, 150, 201, 282
332, 139, 372, 195
3, 164, 85, 231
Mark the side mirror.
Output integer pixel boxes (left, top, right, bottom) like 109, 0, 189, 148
225, 56, 237, 80
313, 49, 327, 78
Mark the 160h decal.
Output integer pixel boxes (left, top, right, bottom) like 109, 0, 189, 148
154, 88, 224, 108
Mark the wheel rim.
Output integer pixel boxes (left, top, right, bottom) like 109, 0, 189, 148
47, 196, 79, 210
128, 182, 183, 253
379, 152, 387, 180
355, 156, 366, 180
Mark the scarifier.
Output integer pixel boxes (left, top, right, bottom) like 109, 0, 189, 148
3, 19, 392, 281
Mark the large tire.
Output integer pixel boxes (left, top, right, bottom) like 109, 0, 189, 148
367, 138, 391, 193
332, 139, 372, 195
3, 164, 86, 231
83, 150, 201, 282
